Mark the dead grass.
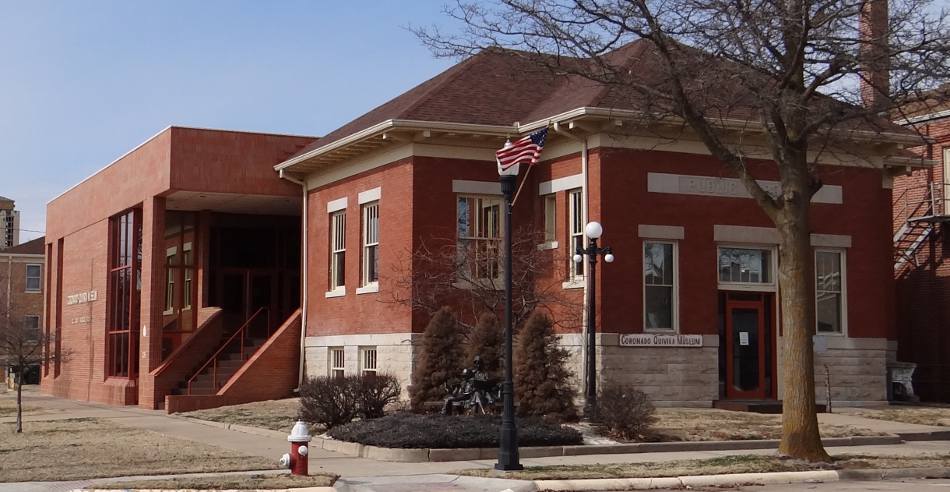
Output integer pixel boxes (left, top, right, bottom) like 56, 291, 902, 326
181, 398, 302, 432
0, 418, 276, 482
0, 395, 37, 416
840, 406, 950, 427
650, 408, 883, 441
93, 473, 338, 490
458, 453, 950, 480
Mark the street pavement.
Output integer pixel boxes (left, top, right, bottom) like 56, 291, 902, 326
676, 477, 950, 491
3, 388, 950, 491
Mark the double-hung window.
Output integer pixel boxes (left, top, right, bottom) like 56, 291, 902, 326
543, 194, 556, 243
816, 249, 845, 334
329, 347, 345, 379
361, 202, 379, 287
25, 264, 41, 293
360, 346, 377, 377
457, 195, 503, 281
23, 315, 40, 341
644, 241, 677, 331
568, 189, 584, 280
329, 211, 346, 291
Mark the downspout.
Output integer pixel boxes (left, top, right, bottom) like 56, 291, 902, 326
279, 169, 309, 390
552, 122, 590, 391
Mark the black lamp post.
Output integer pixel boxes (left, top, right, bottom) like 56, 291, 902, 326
573, 221, 614, 421
495, 173, 522, 471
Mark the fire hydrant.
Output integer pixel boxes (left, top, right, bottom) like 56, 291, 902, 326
280, 420, 311, 476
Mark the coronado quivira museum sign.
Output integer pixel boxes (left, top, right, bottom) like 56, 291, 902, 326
620, 334, 703, 347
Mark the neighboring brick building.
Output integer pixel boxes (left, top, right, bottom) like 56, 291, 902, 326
275, 42, 922, 407
41, 127, 317, 410
893, 84, 950, 402
1, 237, 45, 387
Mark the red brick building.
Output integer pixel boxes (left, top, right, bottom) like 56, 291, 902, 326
1, 237, 45, 387
41, 127, 317, 410
275, 43, 921, 407
43, 46, 925, 411
893, 84, 950, 402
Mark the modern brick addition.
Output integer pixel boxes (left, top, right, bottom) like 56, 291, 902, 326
41, 127, 317, 409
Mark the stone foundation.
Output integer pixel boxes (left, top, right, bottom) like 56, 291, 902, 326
303, 333, 418, 395
779, 336, 891, 405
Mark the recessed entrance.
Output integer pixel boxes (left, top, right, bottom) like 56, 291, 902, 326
719, 291, 775, 400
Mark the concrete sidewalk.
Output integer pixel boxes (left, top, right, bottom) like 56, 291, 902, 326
3, 388, 949, 491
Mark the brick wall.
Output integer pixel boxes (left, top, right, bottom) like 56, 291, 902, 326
894, 114, 950, 401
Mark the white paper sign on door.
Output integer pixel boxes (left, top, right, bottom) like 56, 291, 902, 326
739, 331, 750, 346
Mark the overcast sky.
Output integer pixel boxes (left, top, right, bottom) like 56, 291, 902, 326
0, 1, 454, 243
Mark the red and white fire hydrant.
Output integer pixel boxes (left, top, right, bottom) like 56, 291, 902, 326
280, 420, 311, 476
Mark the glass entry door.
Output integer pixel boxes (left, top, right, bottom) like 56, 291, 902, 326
725, 299, 767, 399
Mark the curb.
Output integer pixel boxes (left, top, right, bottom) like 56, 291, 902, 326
531, 467, 950, 491
316, 434, 903, 463
172, 415, 289, 439
80, 488, 334, 492
896, 430, 950, 441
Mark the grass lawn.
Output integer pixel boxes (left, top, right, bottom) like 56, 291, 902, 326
840, 406, 950, 427
92, 473, 337, 490
180, 398, 302, 432
0, 418, 276, 482
458, 453, 950, 480
651, 408, 883, 441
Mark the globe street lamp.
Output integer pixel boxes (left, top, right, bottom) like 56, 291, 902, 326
574, 221, 614, 421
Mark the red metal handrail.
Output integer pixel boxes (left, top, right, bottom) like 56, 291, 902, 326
186, 307, 271, 395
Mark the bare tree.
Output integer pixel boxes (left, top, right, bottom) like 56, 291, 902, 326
415, 0, 950, 461
0, 275, 58, 433
388, 226, 582, 332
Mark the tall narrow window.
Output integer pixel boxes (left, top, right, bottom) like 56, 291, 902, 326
330, 211, 346, 290
943, 147, 949, 214
107, 209, 141, 378
182, 243, 193, 309
568, 189, 584, 280
644, 241, 676, 331
329, 347, 345, 379
361, 202, 379, 287
816, 250, 845, 334
164, 248, 176, 312
25, 264, 41, 292
457, 195, 503, 281
543, 194, 556, 243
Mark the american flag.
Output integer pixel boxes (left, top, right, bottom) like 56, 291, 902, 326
496, 128, 548, 171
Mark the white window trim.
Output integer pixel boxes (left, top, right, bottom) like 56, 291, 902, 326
358, 187, 381, 204
327, 197, 348, 213
538, 173, 583, 195
325, 287, 346, 298
356, 284, 379, 295
452, 180, 503, 195
361, 201, 380, 289
567, 188, 586, 284
643, 241, 679, 333
716, 244, 778, 292
329, 210, 346, 292
815, 248, 848, 337
359, 346, 378, 375
25, 263, 42, 293
329, 347, 345, 377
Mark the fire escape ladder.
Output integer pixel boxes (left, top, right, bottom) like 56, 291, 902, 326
894, 182, 947, 272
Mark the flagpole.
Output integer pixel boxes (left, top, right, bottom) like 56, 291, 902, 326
510, 164, 533, 207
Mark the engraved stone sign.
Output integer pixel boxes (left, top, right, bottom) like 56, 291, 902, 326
620, 334, 704, 347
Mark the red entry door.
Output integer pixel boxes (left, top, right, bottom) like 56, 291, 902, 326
725, 299, 768, 399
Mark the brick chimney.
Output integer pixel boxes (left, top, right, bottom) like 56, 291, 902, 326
859, 0, 890, 111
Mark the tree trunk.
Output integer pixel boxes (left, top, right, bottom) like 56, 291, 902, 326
774, 166, 830, 461
16, 370, 23, 433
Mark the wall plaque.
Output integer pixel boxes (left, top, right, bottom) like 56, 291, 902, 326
66, 290, 98, 306
620, 334, 704, 347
